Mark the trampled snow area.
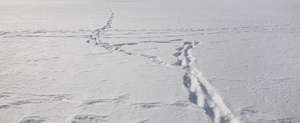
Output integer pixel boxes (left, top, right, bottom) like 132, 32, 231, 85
1, 0, 300, 123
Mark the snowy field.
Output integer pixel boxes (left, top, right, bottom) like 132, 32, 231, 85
1, 0, 300, 123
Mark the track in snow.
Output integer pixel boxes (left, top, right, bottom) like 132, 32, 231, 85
86, 10, 241, 123
86, 10, 172, 66
173, 41, 240, 123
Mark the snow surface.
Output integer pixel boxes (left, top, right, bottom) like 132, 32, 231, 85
1, 0, 300, 123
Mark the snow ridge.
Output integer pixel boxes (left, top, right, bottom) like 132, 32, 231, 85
173, 42, 240, 123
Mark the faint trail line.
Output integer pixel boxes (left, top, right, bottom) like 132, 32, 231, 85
173, 41, 240, 123
1, 24, 299, 38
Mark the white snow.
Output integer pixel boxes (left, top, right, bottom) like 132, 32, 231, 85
1, 0, 300, 123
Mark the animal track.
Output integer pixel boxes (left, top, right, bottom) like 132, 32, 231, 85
85, 10, 173, 66
86, 10, 114, 45
173, 41, 240, 123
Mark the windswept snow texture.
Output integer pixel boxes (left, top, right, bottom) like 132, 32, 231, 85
1, 0, 300, 123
